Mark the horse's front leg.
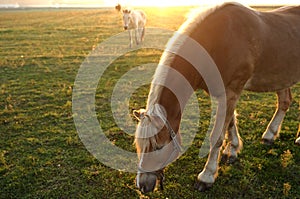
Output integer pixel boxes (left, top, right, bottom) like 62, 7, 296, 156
196, 90, 240, 191
262, 88, 292, 145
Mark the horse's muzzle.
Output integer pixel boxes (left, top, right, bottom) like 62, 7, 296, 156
136, 173, 157, 193
136, 170, 164, 193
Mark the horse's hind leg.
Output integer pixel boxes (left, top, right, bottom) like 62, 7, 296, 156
221, 113, 243, 164
140, 27, 145, 42
134, 28, 140, 45
262, 88, 292, 145
128, 30, 133, 48
296, 124, 300, 145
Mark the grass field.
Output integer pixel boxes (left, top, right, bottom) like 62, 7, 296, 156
0, 6, 300, 199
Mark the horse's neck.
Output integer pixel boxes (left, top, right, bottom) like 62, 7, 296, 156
146, 84, 182, 132
146, 60, 197, 131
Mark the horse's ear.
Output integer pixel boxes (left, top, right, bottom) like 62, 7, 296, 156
122, 9, 131, 14
133, 109, 146, 121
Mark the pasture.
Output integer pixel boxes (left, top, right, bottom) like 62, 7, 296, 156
0, 6, 299, 198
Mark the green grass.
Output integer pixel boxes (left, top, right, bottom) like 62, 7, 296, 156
1, 6, 300, 199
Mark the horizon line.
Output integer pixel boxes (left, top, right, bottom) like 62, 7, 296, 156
0, 3, 293, 9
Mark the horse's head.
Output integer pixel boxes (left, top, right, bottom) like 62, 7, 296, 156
133, 106, 182, 193
122, 9, 132, 30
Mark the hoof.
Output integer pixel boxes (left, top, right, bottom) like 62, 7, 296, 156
261, 138, 274, 146
228, 156, 238, 164
194, 181, 213, 192
295, 138, 300, 146
220, 154, 228, 164
221, 154, 237, 164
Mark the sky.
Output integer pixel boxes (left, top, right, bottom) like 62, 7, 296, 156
0, 0, 299, 7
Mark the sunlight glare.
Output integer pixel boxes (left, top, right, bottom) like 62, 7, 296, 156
106, 0, 298, 7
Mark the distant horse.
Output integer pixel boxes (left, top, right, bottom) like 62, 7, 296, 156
115, 4, 121, 12
134, 3, 300, 193
119, 7, 146, 47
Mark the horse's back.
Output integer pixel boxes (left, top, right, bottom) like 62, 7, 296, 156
244, 6, 300, 91
182, 3, 300, 92
135, 10, 147, 26
272, 5, 300, 15
136, 10, 146, 18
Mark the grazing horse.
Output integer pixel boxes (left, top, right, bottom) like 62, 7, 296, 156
120, 7, 146, 47
134, 3, 300, 193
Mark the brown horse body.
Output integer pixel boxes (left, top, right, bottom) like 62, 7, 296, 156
135, 3, 300, 193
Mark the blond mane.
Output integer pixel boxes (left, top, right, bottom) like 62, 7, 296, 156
179, 2, 246, 34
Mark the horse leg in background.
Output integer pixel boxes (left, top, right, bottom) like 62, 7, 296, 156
296, 124, 300, 145
134, 28, 140, 45
221, 113, 243, 164
262, 88, 292, 145
196, 89, 240, 191
128, 29, 133, 48
140, 27, 145, 42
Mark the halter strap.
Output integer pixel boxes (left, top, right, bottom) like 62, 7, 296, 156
137, 117, 182, 172
164, 119, 183, 153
